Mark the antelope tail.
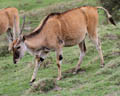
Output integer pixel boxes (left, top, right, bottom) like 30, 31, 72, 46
96, 6, 116, 26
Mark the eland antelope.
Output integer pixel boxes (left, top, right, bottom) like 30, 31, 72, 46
0, 7, 20, 50
10, 6, 116, 85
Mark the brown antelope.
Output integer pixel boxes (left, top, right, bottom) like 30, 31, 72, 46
10, 6, 115, 85
0, 7, 20, 50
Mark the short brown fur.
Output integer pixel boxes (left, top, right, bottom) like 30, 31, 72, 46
11, 6, 115, 84
0, 7, 20, 49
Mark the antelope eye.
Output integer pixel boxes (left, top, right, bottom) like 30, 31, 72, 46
16, 46, 20, 49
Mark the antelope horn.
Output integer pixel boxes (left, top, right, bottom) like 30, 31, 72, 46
13, 16, 17, 40
20, 15, 26, 35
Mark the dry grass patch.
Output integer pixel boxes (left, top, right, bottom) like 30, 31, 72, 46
24, 78, 61, 95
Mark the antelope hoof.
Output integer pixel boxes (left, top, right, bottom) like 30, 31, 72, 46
29, 82, 33, 86
73, 71, 77, 74
56, 76, 62, 80
29, 79, 36, 86
100, 63, 105, 68
73, 68, 80, 74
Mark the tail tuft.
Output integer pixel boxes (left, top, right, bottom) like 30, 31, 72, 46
109, 17, 116, 26
97, 6, 116, 26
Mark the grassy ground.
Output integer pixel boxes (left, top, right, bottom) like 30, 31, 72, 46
0, 0, 73, 11
0, 0, 120, 96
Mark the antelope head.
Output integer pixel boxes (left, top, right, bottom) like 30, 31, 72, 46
10, 16, 26, 64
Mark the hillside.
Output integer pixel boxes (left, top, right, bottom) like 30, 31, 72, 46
0, 0, 120, 96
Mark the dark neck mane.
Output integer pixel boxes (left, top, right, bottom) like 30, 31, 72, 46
25, 12, 61, 38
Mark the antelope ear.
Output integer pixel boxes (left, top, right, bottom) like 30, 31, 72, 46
19, 35, 25, 42
20, 16, 26, 35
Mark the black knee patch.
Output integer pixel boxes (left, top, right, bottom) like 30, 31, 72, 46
40, 57, 44, 62
59, 55, 63, 61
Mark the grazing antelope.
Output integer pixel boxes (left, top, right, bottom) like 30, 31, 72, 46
10, 6, 115, 85
0, 7, 20, 50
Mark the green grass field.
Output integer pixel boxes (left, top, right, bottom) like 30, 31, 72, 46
0, 0, 120, 96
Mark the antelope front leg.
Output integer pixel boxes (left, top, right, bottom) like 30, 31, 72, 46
56, 49, 63, 80
30, 56, 44, 85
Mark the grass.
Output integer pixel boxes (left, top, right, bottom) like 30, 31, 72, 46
0, 0, 73, 11
21, 0, 104, 31
0, 0, 120, 96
